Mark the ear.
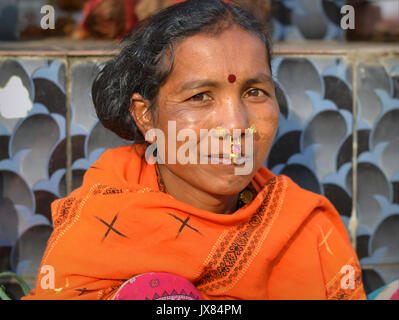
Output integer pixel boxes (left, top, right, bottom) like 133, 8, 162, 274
129, 93, 154, 142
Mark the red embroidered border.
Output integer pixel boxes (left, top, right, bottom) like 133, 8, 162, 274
326, 258, 366, 300
196, 177, 283, 293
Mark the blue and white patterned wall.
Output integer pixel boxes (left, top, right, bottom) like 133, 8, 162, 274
271, 0, 345, 41
269, 55, 399, 293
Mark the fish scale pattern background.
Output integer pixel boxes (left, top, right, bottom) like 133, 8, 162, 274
0, 53, 398, 299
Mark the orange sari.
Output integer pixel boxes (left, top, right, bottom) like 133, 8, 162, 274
22, 144, 366, 300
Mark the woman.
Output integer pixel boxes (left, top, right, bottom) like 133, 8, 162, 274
23, 0, 366, 300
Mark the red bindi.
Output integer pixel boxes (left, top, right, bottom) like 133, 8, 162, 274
228, 74, 236, 83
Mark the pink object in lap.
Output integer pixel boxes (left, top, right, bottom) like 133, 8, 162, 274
113, 272, 203, 300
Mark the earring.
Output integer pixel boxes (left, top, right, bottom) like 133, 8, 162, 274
247, 124, 257, 135
145, 135, 157, 144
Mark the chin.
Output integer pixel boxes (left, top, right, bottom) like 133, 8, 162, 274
196, 171, 253, 195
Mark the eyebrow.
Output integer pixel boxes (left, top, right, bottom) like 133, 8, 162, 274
177, 72, 274, 94
244, 72, 274, 86
178, 80, 220, 94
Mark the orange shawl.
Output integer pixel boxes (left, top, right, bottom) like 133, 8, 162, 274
23, 144, 366, 300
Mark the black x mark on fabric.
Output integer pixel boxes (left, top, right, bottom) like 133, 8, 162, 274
94, 213, 129, 242
75, 288, 97, 296
167, 213, 202, 239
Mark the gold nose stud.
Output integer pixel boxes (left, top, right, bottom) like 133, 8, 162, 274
247, 124, 257, 135
214, 126, 227, 138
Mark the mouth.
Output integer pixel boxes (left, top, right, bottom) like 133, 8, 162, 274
202, 154, 251, 165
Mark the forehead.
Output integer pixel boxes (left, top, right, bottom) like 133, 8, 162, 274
169, 25, 269, 81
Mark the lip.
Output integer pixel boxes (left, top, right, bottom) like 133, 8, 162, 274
201, 155, 251, 165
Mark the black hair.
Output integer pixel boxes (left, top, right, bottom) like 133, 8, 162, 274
91, 0, 273, 141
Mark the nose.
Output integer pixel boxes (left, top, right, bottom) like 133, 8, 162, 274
219, 96, 249, 136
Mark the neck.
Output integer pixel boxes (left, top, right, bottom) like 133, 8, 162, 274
157, 164, 239, 214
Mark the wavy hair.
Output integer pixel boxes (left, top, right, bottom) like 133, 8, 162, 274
91, 0, 272, 141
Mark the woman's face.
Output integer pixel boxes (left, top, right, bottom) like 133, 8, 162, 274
151, 25, 279, 195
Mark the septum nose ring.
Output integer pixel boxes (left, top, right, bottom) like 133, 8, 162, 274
230, 136, 241, 164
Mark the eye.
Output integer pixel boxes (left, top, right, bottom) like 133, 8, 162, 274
245, 88, 266, 98
189, 92, 211, 102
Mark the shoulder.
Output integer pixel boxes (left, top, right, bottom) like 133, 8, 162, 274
276, 173, 352, 245
276, 175, 367, 299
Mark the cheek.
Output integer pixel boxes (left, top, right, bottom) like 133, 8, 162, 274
253, 101, 280, 158
155, 102, 217, 149
156, 99, 211, 129
256, 101, 280, 137
267, 102, 280, 137
153, 106, 202, 161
